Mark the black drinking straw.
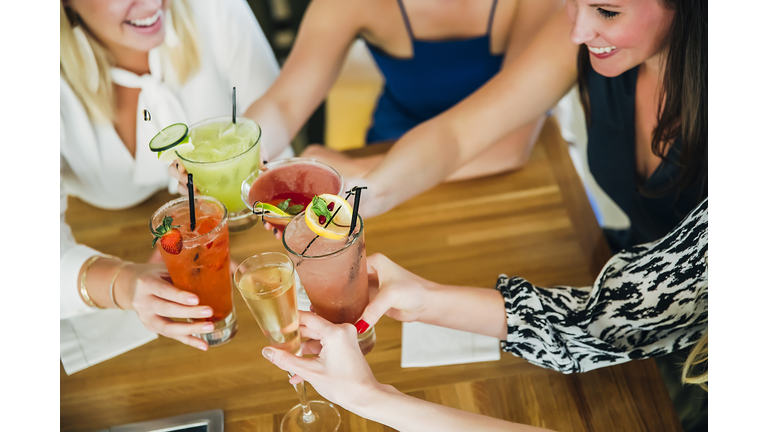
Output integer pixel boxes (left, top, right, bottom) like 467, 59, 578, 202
232, 87, 237, 124
348, 187, 366, 236
187, 173, 196, 231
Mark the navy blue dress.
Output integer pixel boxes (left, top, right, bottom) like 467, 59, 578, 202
364, 0, 503, 144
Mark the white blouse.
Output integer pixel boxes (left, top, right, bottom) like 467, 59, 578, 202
60, 0, 281, 348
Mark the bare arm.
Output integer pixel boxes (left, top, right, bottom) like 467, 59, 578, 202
265, 312, 555, 432
437, 0, 565, 181
360, 199, 708, 374
362, 8, 579, 217
360, 254, 509, 340
502, 0, 565, 67
242, 0, 363, 158
354, 385, 553, 432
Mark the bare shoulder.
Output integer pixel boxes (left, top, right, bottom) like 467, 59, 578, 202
354, 0, 409, 49
501, 0, 565, 60
289, 0, 373, 45
305, 0, 371, 23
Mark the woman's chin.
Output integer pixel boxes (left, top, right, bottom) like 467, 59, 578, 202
125, 35, 167, 54
589, 58, 630, 79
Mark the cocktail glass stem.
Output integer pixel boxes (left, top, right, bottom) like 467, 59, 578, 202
292, 378, 317, 423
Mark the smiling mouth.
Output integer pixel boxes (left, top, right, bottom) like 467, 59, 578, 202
587, 45, 617, 54
127, 9, 162, 28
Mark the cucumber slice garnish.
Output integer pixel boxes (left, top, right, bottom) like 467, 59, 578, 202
149, 123, 189, 153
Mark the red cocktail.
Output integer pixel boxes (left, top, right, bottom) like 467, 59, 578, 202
241, 158, 343, 233
149, 196, 237, 346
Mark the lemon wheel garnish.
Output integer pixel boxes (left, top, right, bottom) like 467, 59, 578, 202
305, 194, 353, 240
252, 202, 291, 217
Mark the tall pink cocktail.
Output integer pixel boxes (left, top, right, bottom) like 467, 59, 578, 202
282, 211, 375, 355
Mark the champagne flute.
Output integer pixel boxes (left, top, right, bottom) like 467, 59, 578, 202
235, 253, 341, 432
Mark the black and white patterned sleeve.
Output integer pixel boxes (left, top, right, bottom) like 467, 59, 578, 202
495, 199, 708, 374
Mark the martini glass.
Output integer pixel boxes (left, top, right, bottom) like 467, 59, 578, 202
235, 253, 341, 432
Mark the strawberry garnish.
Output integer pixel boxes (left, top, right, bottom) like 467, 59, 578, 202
151, 216, 183, 255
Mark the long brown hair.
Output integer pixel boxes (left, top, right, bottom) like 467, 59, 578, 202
577, 0, 707, 200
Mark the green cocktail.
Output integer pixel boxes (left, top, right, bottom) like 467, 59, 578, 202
176, 116, 261, 232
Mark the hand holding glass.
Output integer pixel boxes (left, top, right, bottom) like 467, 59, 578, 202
150, 195, 237, 347
235, 253, 340, 432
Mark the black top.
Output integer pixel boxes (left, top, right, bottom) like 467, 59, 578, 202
584, 61, 706, 251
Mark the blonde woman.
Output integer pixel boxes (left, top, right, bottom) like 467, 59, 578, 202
60, 0, 280, 360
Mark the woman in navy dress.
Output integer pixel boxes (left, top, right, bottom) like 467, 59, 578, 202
170, 0, 563, 190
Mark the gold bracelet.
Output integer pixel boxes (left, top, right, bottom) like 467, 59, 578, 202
79, 254, 120, 309
110, 262, 128, 310
79, 255, 106, 309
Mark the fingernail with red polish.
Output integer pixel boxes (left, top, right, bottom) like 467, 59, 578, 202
262, 347, 274, 362
355, 320, 370, 334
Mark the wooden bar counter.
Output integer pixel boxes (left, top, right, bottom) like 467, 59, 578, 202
61, 118, 683, 431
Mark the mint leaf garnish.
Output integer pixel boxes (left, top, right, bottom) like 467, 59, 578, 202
286, 204, 304, 215
276, 199, 291, 212
311, 196, 332, 219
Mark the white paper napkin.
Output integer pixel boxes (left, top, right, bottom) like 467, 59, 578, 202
401, 322, 501, 368
60, 309, 158, 375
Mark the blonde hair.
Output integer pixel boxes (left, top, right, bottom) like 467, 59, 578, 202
60, 1, 200, 123
682, 332, 708, 391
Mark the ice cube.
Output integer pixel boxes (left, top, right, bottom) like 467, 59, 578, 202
190, 123, 222, 144
219, 122, 237, 138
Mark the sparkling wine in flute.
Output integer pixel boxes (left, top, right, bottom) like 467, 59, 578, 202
235, 253, 341, 432
238, 264, 301, 355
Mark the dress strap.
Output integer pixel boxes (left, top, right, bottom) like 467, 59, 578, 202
395, 0, 415, 40
486, 0, 499, 34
